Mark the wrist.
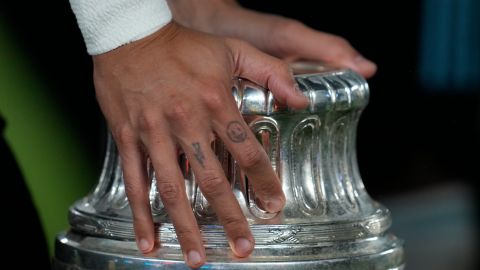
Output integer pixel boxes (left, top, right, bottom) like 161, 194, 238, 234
70, 0, 172, 55
93, 22, 181, 66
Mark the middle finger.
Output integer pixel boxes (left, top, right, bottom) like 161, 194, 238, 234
176, 133, 255, 258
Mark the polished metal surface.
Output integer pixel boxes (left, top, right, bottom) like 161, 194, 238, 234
54, 63, 405, 269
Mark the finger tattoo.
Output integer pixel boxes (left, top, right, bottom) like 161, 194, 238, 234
192, 142, 205, 168
226, 121, 247, 143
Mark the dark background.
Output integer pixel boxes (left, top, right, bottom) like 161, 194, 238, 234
238, 1, 480, 197
1, 1, 479, 269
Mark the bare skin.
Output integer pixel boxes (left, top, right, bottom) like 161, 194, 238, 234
93, 22, 308, 268
167, 0, 377, 78
94, 1, 377, 268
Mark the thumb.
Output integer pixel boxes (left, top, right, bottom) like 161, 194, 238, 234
227, 39, 309, 109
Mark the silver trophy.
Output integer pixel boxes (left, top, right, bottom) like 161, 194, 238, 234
54, 63, 405, 269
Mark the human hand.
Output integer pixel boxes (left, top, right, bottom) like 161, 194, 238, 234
167, 0, 377, 78
93, 22, 308, 268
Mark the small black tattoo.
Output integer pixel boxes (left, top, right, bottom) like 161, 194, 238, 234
226, 121, 247, 143
192, 142, 205, 168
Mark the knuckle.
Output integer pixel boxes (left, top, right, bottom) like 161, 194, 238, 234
197, 170, 224, 196
276, 18, 304, 34
331, 36, 351, 48
271, 18, 304, 44
226, 38, 257, 56
236, 39, 253, 51
226, 38, 248, 50
133, 213, 152, 226
203, 91, 226, 112
221, 214, 245, 230
175, 227, 197, 242
157, 182, 181, 205
164, 100, 192, 124
237, 142, 266, 169
327, 36, 355, 59
124, 181, 145, 201
113, 124, 136, 146
137, 114, 159, 134
274, 61, 292, 75
256, 180, 281, 196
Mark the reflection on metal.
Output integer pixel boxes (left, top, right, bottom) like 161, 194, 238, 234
54, 63, 404, 269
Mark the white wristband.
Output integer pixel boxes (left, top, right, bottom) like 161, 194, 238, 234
70, 0, 172, 55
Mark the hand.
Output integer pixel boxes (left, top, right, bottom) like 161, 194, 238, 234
167, 0, 377, 78
93, 22, 308, 268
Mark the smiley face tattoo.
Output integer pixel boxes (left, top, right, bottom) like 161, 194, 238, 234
226, 121, 247, 143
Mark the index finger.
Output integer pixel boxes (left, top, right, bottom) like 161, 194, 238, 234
213, 115, 286, 214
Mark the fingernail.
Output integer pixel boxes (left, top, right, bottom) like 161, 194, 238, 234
138, 238, 151, 252
354, 55, 377, 70
265, 197, 284, 213
235, 238, 253, 255
294, 83, 306, 98
187, 250, 202, 266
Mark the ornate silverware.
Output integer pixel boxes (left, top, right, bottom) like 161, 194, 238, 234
54, 63, 404, 269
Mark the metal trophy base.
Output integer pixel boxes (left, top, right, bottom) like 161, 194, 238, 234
54, 230, 404, 270
54, 65, 405, 269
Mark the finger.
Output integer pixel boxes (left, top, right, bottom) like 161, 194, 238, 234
112, 129, 155, 253
143, 132, 205, 268
198, 81, 285, 212
211, 110, 285, 213
282, 21, 377, 78
226, 38, 309, 109
163, 87, 255, 257
176, 135, 255, 258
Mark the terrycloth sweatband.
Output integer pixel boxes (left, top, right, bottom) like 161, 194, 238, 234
70, 0, 172, 55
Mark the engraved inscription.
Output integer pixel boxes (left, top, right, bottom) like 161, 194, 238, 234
267, 227, 302, 244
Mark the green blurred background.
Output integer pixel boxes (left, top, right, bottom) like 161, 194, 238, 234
0, 19, 97, 253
